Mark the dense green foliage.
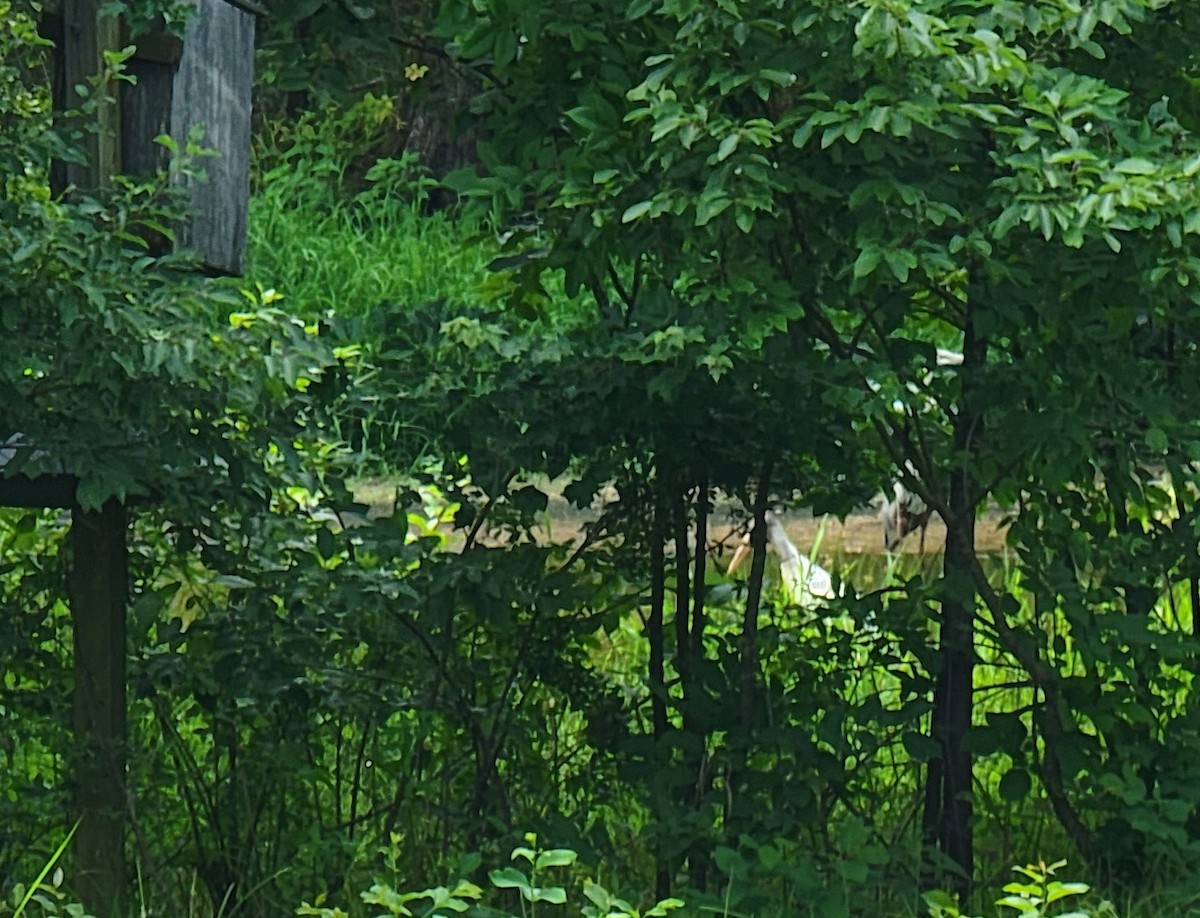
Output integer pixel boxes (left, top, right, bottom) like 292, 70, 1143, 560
433, 0, 1200, 897
0, 3, 341, 510
8, 1, 1200, 916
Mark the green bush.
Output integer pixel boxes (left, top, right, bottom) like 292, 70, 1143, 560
925, 861, 1117, 918
296, 836, 682, 918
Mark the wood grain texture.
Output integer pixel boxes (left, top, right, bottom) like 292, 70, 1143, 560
170, 0, 256, 275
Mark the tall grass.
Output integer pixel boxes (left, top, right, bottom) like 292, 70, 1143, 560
245, 186, 496, 321
244, 99, 496, 321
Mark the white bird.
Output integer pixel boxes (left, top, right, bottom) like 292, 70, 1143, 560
880, 480, 931, 552
726, 510, 837, 607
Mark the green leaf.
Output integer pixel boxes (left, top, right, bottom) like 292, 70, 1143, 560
645, 899, 686, 916
511, 845, 536, 864
922, 889, 959, 913
902, 732, 939, 761
998, 769, 1032, 802
529, 885, 567, 904
489, 866, 532, 895
213, 574, 258, 590
792, 120, 816, 148
494, 29, 519, 67
695, 194, 732, 226
1046, 882, 1089, 903
622, 200, 653, 223
1037, 205, 1053, 241
715, 132, 740, 162
565, 106, 604, 132
996, 894, 1040, 910
1112, 157, 1156, 175
316, 526, 338, 559
533, 848, 577, 869
853, 247, 881, 279
75, 477, 111, 513
883, 249, 916, 282
491, 867, 566, 905
510, 485, 549, 515
820, 124, 844, 148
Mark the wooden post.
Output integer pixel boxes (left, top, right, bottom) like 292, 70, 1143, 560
38, 0, 256, 908
61, 0, 122, 190
56, 4, 128, 911
69, 500, 129, 914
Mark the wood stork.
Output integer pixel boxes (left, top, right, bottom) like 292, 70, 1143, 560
880, 480, 931, 552
726, 510, 837, 607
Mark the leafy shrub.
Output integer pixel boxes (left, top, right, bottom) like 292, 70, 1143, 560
925, 860, 1117, 918
296, 836, 682, 918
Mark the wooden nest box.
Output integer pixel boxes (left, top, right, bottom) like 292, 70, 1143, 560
41, 0, 263, 276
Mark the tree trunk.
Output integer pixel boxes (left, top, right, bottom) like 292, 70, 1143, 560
69, 499, 129, 914
691, 481, 708, 656
648, 519, 668, 738
648, 519, 670, 900
673, 495, 692, 707
922, 274, 985, 899
926, 506, 976, 897
403, 61, 475, 175
403, 60, 478, 208
738, 463, 773, 732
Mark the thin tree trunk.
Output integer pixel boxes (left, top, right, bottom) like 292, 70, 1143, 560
923, 274, 984, 899
739, 463, 773, 732
691, 481, 709, 656
673, 491, 707, 889
933, 508, 977, 896
674, 495, 692, 727
649, 520, 668, 738
921, 719, 943, 854
1191, 578, 1200, 638
648, 524, 670, 900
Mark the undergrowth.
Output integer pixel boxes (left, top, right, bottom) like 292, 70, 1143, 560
244, 95, 497, 322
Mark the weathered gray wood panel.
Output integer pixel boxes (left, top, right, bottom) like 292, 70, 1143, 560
170, 0, 255, 276
50, 0, 255, 275
120, 55, 176, 178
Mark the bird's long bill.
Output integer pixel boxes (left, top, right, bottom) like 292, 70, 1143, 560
727, 538, 751, 576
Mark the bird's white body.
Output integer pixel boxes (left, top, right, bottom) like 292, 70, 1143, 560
728, 511, 838, 607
